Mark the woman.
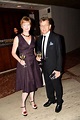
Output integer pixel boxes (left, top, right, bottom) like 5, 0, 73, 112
12, 16, 43, 116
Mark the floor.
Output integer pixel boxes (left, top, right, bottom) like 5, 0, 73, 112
0, 48, 80, 120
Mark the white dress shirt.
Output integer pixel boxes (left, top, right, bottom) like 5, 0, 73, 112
42, 31, 50, 58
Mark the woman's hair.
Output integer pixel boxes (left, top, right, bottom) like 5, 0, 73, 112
20, 16, 31, 26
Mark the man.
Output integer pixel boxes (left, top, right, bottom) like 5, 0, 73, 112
36, 17, 63, 113
11, 27, 18, 39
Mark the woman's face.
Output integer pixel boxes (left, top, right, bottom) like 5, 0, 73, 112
21, 21, 31, 32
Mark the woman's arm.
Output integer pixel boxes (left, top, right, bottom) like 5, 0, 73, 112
12, 36, 21, 63
12, 36, 26, 66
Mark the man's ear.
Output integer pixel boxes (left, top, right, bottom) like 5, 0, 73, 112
49, 24, 51, 29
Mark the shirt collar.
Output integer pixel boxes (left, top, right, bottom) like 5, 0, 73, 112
43, 31, 50, 38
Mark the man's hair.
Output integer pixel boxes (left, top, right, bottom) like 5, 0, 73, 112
39, 17, 50, 24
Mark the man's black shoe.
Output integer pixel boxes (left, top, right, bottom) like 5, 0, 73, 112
43, 100, 56, 107
55, 104, 62, 113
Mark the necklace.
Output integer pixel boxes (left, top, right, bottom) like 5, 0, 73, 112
22, 33, 30, 37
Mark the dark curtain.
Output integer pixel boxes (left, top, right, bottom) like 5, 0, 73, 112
0, 8, 40, 40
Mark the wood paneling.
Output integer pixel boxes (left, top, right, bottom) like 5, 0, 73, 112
0, 45, 17, 72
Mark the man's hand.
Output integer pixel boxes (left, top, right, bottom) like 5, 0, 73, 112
52, 70, 61, 79
36, 56, 41, 61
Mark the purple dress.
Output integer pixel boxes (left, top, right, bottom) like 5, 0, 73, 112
16, 34, 43, 93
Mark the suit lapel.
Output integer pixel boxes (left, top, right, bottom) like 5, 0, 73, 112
46, 32, 56, 57
40, 35, 43, 51
40, 35, 43, 43
46, 32, 53, 54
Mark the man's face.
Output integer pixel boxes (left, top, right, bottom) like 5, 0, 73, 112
14, 28, 18, 33
40, 20, 51, 35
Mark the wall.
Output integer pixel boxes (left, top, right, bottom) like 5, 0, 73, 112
39, 6, 80, 53
39, 7, 52, 19
51, 6, 80, 53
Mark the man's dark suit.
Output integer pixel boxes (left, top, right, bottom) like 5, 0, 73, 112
36, 32, 63, 105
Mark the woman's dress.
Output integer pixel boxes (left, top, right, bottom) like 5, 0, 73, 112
16, 34, 43, 93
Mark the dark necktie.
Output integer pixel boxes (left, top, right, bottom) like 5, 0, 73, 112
42, 36, 46, 59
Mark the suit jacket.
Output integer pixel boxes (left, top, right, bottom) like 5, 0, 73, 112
36, 32, 62, 75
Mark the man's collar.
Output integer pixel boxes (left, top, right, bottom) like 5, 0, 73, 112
43, 31, 50, 37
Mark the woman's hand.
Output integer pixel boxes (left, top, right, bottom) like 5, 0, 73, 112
20, 60, 26, 66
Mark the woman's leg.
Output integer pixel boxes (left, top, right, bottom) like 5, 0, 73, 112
29, 91, 35, 101
29, 91, 37, 109
21, 92, 28, 115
